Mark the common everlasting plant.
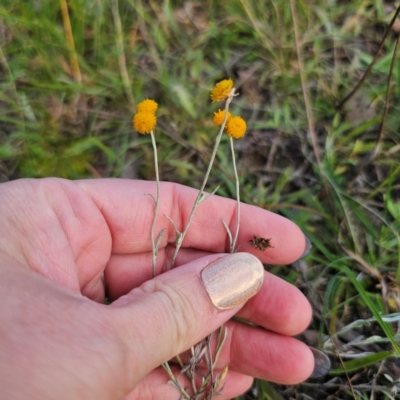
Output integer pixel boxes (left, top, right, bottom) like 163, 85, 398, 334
133, 79, 271, 399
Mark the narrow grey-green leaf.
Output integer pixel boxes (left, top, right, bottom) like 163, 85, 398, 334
330, 350, 396, 375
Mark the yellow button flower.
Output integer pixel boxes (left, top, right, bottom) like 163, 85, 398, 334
133, 112, 157, 134
136, 99, 158, 114
226, 116, 246, 139
212, 110, 232, 126
210, 78, 234, 102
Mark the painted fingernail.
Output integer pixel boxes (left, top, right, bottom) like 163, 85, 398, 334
201, 253, 264, 310
300, 234, 312, 259
309, 347, 331, 378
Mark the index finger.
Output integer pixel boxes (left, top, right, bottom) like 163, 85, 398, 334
77, 179, 307, 265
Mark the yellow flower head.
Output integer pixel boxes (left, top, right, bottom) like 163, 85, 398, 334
210, 78, 234, 102
136, 99, 158, 114
133, 112, 157, 134
212, 109, 232, 126
226, 116, 246, 139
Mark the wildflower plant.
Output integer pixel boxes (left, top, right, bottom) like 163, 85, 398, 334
133, 100, 165, 278
210, 78, 234, 102
134, 79, 268, 399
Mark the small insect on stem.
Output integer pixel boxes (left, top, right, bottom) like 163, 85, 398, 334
250, 235, 273, 252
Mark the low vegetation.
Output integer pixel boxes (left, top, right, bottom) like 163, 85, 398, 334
1, 1, 399, 398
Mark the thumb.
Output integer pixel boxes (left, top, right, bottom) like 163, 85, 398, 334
109, 252, 264, 385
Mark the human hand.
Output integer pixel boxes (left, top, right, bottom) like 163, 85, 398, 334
0, 178, 329, 399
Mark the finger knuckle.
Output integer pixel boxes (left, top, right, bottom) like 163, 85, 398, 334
140, 279, 197, 347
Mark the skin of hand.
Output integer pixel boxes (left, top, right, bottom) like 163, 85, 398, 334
0, 178, 314, 400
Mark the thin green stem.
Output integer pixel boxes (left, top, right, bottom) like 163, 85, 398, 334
378, 36, 399, 145
170, 91, 236, 268
229, 137, 241, 253
348, 36, 400, 187
111, 0, 135, 109
150, 130, 160, 278
0, 40, 25, 129
290, 0, 321, 167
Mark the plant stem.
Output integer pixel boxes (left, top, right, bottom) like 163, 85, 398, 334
290, 0, 321, 167
111, 0, 135, 109
162, 362, 191, 399
59, 0, 82, 84
229, 137, 241, 253
337, 4, 400, 109
170, 91, 236, 268
150, 130, 160, 278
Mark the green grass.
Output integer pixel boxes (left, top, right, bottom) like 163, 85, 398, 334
1, 0, 400, 399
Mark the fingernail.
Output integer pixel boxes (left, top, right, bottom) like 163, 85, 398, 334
201, 253, 264, 310
300, 234, 312, 259
309, 347, 331, 378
